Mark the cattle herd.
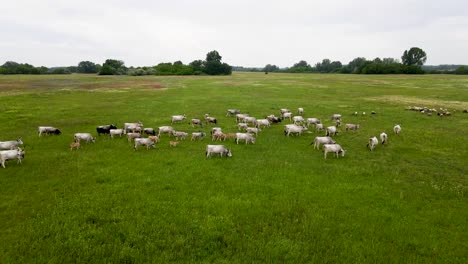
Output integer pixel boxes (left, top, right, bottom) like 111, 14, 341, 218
0, 108, 403, 168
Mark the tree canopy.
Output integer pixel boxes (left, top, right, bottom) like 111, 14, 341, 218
402, 47, 427, 66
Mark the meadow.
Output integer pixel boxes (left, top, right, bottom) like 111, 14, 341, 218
0, 73, 467, 263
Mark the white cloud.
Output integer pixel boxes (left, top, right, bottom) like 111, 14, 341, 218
1, 0, 467, 67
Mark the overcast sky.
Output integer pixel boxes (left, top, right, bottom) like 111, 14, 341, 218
1, 0, 468, 67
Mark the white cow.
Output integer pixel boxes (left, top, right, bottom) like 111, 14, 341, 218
158, 126, 175, 137
312, 136, 336, 149
191, 132, 206, 141
189, 118, 203, 128
0, 138, 23, 150
237, 123, 248, 131
380, 132, 388, 145
331, 114, 342, 120
171, 114, 186, 124
298, 107, 304, 115
246, 127, 261, 136
127, 132, 141, 142
367, 136, 378, 151
323, 144, 345, 159
394, 125, 402, 135
282, 112, 292, 121
326, 126, 338, 136
316, 123, 324, 132
226, 109, 241, 116
292, 116, 305, 125
243, 116, 257, 126
284, 124, 308, 137
236, 114, 249, 123
124, 122, 143, 134
206, 145, 232, 158
172, 131, 188, 140
0, 148, 25, 168
345, 124, 360, 131
134, 138, 156, 150
306, 118, 321, 127
38, 126, 61, 136
256, 119, 270, 128
109, 129, 124, 138
235, 133, 256, 144
74, 133, 95, 143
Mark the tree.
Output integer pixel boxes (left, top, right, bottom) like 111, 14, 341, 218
190, 60, 204, 73
263, 64, 279, 72
455, 66, 468, 75
98, 59, 127, 75
202, 50, 232, 75
293, 60, 310, 68
402, 47, 427, 66
77, 61, 99, 73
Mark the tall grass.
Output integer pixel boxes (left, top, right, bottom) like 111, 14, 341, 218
0, 73, 467, 263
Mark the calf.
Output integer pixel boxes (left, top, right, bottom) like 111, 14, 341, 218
189, 118, 203, 128
206, 145, 232, 158
70, 141, 80, 150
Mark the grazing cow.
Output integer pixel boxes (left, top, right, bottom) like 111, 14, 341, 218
246, 127, 261, 136
158, 126, 175, 137
0, 138, 23, 150
109, 129, 124, 138
237, 123, 248, 131
127, 132, 141, 142
331, 114, 342, 120
134, 138, 156, 150
335, 120, 341, 127
38, 126, 61, 137
211, 127, 222, 135
206, 145, 232, 158
143, 128, 156, 136
191, 132, 206, 141
345, 124, 360, 131
282, 112, 292, 121
189, 118, 203, 128
226, 109, 241, 116
280, 108, 291, 114
284, 124, 308, 137
243, 116, 257, 126
316, 123, 324, 132
380, 132, 388, 145
0, 148, 25, 168
96, 124, 117, 136
74, 133, 95, 143
124, 122, 143, 134
256, 119, 270, 128
171, 114, 186, 124
266, 115, 282, 124
298, 108, 304, 115
70, 141, 80, 150
204, 114, 218, 125
367, 136, 378, 151
326, 126, 338, 136
394, 125, 402, 135
235, 133, 256, 144
323, 144, 345, 159
311, 136, 336, 149
293, 116, 305, 125
172, 131, 188, 140
306, 118, 321, 127
236, 113, 249, 123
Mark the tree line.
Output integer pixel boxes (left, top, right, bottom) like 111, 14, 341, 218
1, 47, 467, 75
0, 50, 232, 76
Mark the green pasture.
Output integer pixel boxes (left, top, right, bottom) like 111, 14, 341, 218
0, 73, 467, 263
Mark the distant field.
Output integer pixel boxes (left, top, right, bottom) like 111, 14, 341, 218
0, 73, 467, 263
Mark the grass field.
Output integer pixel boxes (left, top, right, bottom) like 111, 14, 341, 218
0, 73, 467, 263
